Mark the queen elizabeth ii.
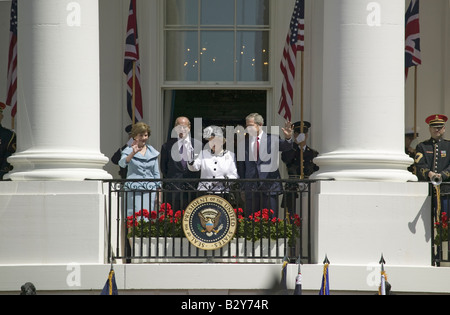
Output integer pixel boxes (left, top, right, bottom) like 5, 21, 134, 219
188, 126, 239, 193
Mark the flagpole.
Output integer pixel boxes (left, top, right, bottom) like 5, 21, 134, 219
300, 51, 305, 179
414, 66, 418, 139
132, 60, 136, 125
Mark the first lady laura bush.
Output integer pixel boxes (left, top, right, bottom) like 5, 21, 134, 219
119, 122, 161, 216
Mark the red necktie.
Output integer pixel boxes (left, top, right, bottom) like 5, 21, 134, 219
255, 137, 259, 161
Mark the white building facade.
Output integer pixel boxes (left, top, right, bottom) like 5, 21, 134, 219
0, 0, 449, 294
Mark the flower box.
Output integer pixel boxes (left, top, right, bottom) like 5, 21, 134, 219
125, 204, 298, 262
128, 237, 286, 263
437, 241, 450, 267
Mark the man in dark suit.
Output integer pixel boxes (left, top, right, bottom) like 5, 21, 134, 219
0, 102, 16, 180
237, 113, 293, 216
160, 116, 202, 210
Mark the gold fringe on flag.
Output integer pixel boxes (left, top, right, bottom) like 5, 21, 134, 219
108, 270, 115, 296
322, 263, 329, 295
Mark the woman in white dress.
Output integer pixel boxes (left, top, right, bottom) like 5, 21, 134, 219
188, 126, 239, 194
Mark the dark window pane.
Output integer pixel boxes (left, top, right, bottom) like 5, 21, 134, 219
166, 31, 199, 81
166, 0, 199, 26
200, 31, 235, 81
201, 0, 235, 25
237, 31, 269, 81
237, 0, 269, 26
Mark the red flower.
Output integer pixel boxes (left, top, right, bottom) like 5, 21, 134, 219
291, 214, 301, 227
160, 203, 172, 212
436, 213, 449, 229
174, 210, 183, 223
126, 216, 134, 228
135, 209, 149, 218
126, 215, 140, 228
442, 212, 449, 228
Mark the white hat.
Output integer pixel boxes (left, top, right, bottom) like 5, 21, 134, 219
203, 126, 224, 140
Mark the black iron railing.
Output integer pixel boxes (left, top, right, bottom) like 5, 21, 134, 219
105, 178, 314, 263
431, 183, 450, 266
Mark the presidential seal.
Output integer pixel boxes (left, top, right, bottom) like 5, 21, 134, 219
183, 195, 237, 250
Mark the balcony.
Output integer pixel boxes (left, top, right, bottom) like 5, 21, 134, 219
105, 178, 313, 264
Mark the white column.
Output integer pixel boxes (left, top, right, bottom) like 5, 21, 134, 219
311, 0, 416, 182
7, 0, 111, 180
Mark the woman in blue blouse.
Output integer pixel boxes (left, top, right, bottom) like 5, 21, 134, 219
119, 122, 161, 216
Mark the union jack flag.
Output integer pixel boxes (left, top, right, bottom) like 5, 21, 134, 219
278, 0, 305, 121
124, 0, 143, 124
6, 0, 17, 118
405, 0, 421, 79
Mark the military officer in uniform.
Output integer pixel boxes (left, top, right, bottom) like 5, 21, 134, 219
281, 121, 319, 179
281, 121, 319, 212
415, 115, 450, 185
415, 114, 450, 215
0, 102, 16, 180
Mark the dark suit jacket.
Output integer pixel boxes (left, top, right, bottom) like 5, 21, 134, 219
237, 133, 293, 193
160, 137, 202, 179
281, 144, 319, 178
111, 144, 128, 179
0, 124, 16, 180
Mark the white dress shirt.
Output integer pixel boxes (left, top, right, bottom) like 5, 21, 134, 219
178, 136, 193, 162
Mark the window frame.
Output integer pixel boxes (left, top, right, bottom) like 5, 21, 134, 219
162, 0, 272, 87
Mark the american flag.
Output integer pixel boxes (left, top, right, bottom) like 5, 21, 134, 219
6, 0, 17, 118
124, 0, 143, 124
278, 0, 305, 121
405, 0, 421, 79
